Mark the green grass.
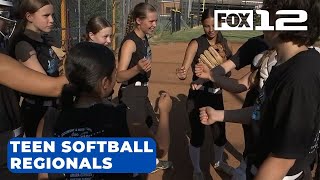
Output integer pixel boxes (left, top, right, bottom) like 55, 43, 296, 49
150, 26, 320, 45
150, 26, 263, 44
151, 26, 203, 43
221, 31, 263, 42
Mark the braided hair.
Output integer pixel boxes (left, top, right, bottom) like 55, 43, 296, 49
125, 3, 156, 36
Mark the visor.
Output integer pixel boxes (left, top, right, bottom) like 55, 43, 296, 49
0, 10, 16, 39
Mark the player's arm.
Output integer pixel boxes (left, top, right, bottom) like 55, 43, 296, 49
195, 57, 237, 81
21, 54, 47, 74
15, 41, 47, 74
197, 59, 252, 93
255, 155, 295, 180
213, 71, 253, 93
201, 46, 257, 93
117, 40, 151, 83
154, 92, 172, 158
0, 54, 67, 97
176, 40, 198, 80
127, 111, 170, 158
214, 50, 268, 93
200, 106, 254, 125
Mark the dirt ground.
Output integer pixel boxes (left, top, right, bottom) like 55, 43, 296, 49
113, 42, 248, 180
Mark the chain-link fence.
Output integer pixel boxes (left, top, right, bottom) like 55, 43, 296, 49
50, 0, 264, 50
49, 0, 189, 51
48, 0, 263, 50
50, 0, 112, 49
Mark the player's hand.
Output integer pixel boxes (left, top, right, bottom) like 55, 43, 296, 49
158, 92, 172, 114
137, 58, 151, 72
199, 107, 224, 125
195, 61, 213, 81
176, 66, 187, 80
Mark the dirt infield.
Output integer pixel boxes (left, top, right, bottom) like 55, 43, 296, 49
113, 42, 248, 180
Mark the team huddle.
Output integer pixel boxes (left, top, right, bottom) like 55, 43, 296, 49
0, 0, 320, 180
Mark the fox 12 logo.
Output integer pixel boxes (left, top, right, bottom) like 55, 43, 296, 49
214, 10, 308, 31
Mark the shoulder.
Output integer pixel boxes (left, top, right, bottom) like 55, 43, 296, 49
14, 34, 37, 50
120, 39, 136, 53
122, 39, 136, 48
23, 29, 43, 42
293, 49, 320, 66
123, 31, 138, 43
276, 50, 320, 88
123, 38, 136, 46
294, 49, 320, 74
246, 35, 267, 47
193, 34, 206, 42
237, 36, 269, 57
14, 41, 36, 62
249, 35, 265, 42
188, 39, 198, 48
15, 41, 34, 50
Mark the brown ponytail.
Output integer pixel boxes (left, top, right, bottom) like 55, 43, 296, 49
125, 11, 135, 36
85, 16, 111, 41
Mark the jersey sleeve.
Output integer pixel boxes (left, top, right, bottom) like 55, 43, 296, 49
15, 41, 36, 62
230, 36, 269, 70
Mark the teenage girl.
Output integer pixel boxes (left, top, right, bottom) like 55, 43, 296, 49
176, 8, 233, 180
9, 0, 61, 137
83, 15, 114, 100
0, 2, 66, 178
117, 2, 172, 162
83, 15, 112, 47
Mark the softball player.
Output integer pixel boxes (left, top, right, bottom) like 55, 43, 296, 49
176, 8, 233, 180
117, 2, 172, 172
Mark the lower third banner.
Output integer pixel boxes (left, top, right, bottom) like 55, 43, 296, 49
7, 138, 156, 173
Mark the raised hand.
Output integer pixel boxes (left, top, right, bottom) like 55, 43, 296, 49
199, 107, 224, 125
195, 61, 212, 81
176, 66, 187, 80
158, 92, 172, 114
137, 58, 152, 72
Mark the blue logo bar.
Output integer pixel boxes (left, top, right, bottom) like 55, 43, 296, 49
7, 138, 156, 173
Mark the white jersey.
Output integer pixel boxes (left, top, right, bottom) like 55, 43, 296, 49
252, 46, 320, 89
252, 50, 277, 89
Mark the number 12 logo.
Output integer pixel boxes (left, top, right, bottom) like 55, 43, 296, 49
215, 10, 308, 31
256, 10, 307, 31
